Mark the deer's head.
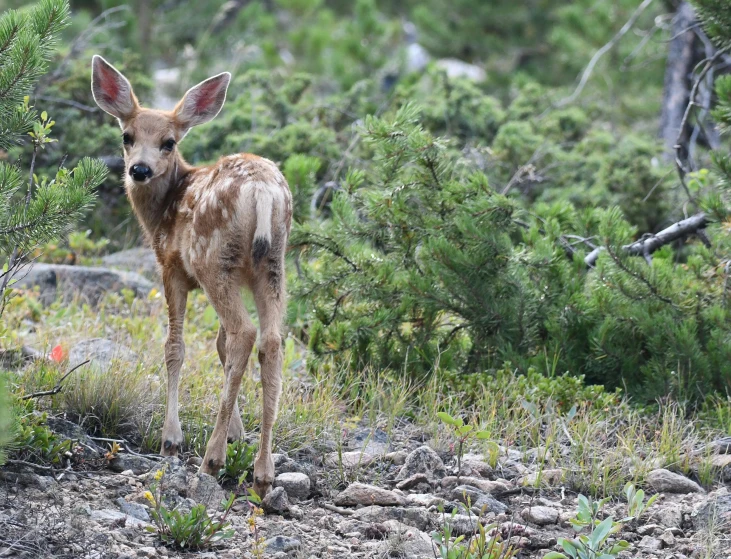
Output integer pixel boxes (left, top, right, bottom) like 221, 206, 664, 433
91, 55, 230, 184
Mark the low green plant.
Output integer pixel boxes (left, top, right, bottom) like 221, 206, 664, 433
545, 517, 629, 559
624, 481, 658, 522
145, 468, 236, 550
547, 483, 657, 559
220, 440, 257, 483
568, 494, 611, 531
432, 507, 517, 559
438, 411, 494, 481
9, 398, 72, 465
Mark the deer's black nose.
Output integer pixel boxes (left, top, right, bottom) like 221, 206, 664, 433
129, 164, 152, 182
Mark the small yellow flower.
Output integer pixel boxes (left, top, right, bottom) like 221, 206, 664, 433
143, 491, 156, 506
154, 469, 164, 481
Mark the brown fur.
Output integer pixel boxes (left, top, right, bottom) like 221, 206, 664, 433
91, 56, 291, 497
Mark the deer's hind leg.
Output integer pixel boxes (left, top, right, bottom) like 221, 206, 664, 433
215, 325, 246, 441
200, 279, 257, 476
251, 244, 286, 498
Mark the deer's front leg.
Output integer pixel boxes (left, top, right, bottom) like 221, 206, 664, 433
161, 274, 188, 456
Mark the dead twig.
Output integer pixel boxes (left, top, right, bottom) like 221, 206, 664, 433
321, 502, 354, 516
556, 0, 655, 107
20, 359, 90, 400
584, 212, 708, 267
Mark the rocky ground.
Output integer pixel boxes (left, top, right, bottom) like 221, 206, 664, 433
2, 253, 731, 558
1, 420, 730, 559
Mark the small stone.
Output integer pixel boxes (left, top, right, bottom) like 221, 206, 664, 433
518, 468, 563, 487
659, 530, 676, 548
711, 454, 731, 482
334, 482, 405, 507
450, 485, 508, 514
396, 446, 446, 481
521, 505, 559, 526
274, 472, 311, 500
638, 536, 663, 551
647, 469, 704, 494
396, 473, 430, 490
352, 505, 434, 532
187, 473, 227, 510
445, 514, 480, 537
262, 486, 289, 515
651, 505, 682, 529
441, 476, 509, 494
385, 451, 408, 465
108, 454, 156, 475
692, 491, 731, 530
264, 536, 301, 553
135, 547, 158, 558
325, 450, 376, 468
637, 523, 662, 536
116, 497, 150, 522
406, 493, 445, 508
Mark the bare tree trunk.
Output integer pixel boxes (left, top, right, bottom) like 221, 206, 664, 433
659, 1, 696, 160
138, 0, 152, 57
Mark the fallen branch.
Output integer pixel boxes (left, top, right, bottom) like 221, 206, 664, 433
20, 359, 90, 400
320, 503, 354, 516
584, 212, 708, 267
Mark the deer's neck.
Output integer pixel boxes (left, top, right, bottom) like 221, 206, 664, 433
125, 153, 193, 237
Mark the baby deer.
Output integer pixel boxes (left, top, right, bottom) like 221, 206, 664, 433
91, 56, 292, 497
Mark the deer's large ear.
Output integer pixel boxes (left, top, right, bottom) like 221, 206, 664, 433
173, 72, 230, 134
91, 55, 139, 122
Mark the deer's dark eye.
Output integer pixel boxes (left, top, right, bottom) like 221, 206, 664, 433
161, 139, 176, 152
122, 133, 133, 146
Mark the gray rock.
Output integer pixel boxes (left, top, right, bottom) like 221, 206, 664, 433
692, 491, 731, 530
441, 476, 510, 494
69, 338, 138, 372
445, 514, 480, 537
0, 471, 54, 490
187, 473, 227, 510
518, 468, 563, 487
406, 493, 445, 508
396, 446, 446, 481
376, 521, 436, 558
521, 505, 559, 526
712, 436, 731, 454
264, 536, 301, 553
101, 248, 159, 281
638, 535, 663, 551
450, 485, 508, 514
396, 473, 430, 490
434, 59, 486, 81
711, 454, 731, 482
650, 505, 683, 529
352, 505, 435, 532
334, 483, 405, 507
647, 469, 704, 494
274, 472, 310, 500
90, 508, 149, 528
159, 457, 188, 495
385, 451, 408, 465
325, 450, 377, 469
15, 263, 153, 306
262, 486, 289, 515
108, 454, 156, 475
116, 498, 150, 522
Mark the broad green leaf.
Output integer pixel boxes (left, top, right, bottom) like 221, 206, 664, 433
437, 412, 458, 426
